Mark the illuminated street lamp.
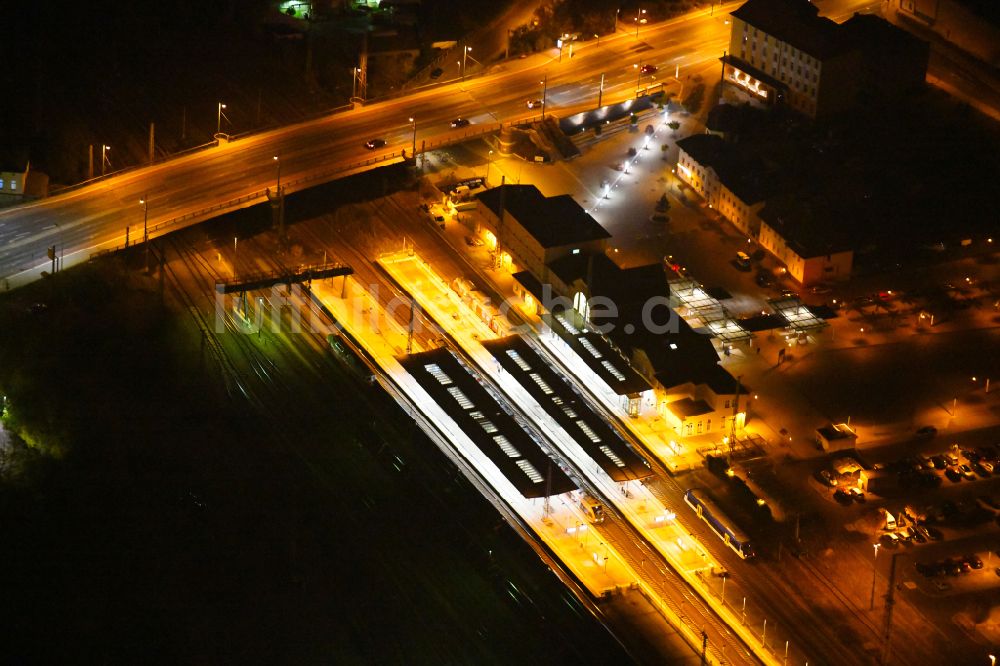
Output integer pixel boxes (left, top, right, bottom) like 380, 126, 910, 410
462, 45, 471, 81
540, 75, 548, 120
101, 144, 111, 176
408, 117, 417, 158
216, 102, 227, 135
486, 149, 494, 185
635, 8, 646, 39
139, 195, 149, 270
273, 155, 281, 192
869, 542, 880, 610
352, 67, 360, 99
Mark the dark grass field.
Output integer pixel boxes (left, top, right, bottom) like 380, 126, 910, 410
0, 229, 631, 663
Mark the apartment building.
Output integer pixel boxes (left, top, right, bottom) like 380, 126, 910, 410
723, 0, 926, 118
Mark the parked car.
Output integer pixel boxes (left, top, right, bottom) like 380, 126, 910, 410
848, 487, 866, 503
930, 455, 947, 470
450, 117, 471, 128
734, 251, 752, 271
364, 138, 387, 150
943, 558, 963, 576
976, 460, 994, 475
977, 445, 999, 462
925, 526, 944, 541
896, 527, 914, 542
911, 528, 927, 543
962, 554, 984, 570
880, 532, 900, 547
960, 464, 976, 481
833, 488, 853, 504
755, 271, 774, 288
464, 235, 484, 247
917, 454, 935, 470
945, 467, 962, 483
819, 470, 837, 487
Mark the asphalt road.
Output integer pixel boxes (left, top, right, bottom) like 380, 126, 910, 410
0, 0, 885, 290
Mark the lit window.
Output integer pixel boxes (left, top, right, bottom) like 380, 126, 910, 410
10, 180, 16, 190
0, 179, 4, 189
572, 248, 580, 255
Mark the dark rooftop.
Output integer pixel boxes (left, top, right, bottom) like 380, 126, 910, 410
841, 12, 924, 52
610, 315, 746, 396
542, 311, 653, 396
666, 398, 714, 418
477, 185, 611, 249
676, 132, 772, 204
401, 348, 576, 499
545, 253, 667, 308
757, 195, 856, 258
730, 0, 849, 60
482, 336, 652, 483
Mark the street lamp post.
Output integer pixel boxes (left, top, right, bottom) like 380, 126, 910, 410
101, 144, 111, 176
352, 67, 359, 99
869, 542, 880, 610
635, 8, 646, 39
486, 149, 494, 185
541, 75, 548, 120
273, 155, 281, 193
409, 117, 417, 158
598, 72, 605, 107
216, 102, 227, 135
140, 196, 149, 271
462, 45, 471, 81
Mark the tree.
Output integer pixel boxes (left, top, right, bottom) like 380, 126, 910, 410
656, 194, 670, 213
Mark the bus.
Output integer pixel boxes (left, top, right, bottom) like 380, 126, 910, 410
684, 488, 755, 559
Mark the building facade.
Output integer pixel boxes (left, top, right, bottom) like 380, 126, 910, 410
723, 0, 925, 118
0, 163, 48, 206
475, 185, 610, 285
757, 198, 853, 285
676, 134, 767, 237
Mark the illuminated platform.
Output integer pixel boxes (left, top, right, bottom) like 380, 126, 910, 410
542, 310, 652, 399
482, 335, 653, 484
401, 347, 576, 499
